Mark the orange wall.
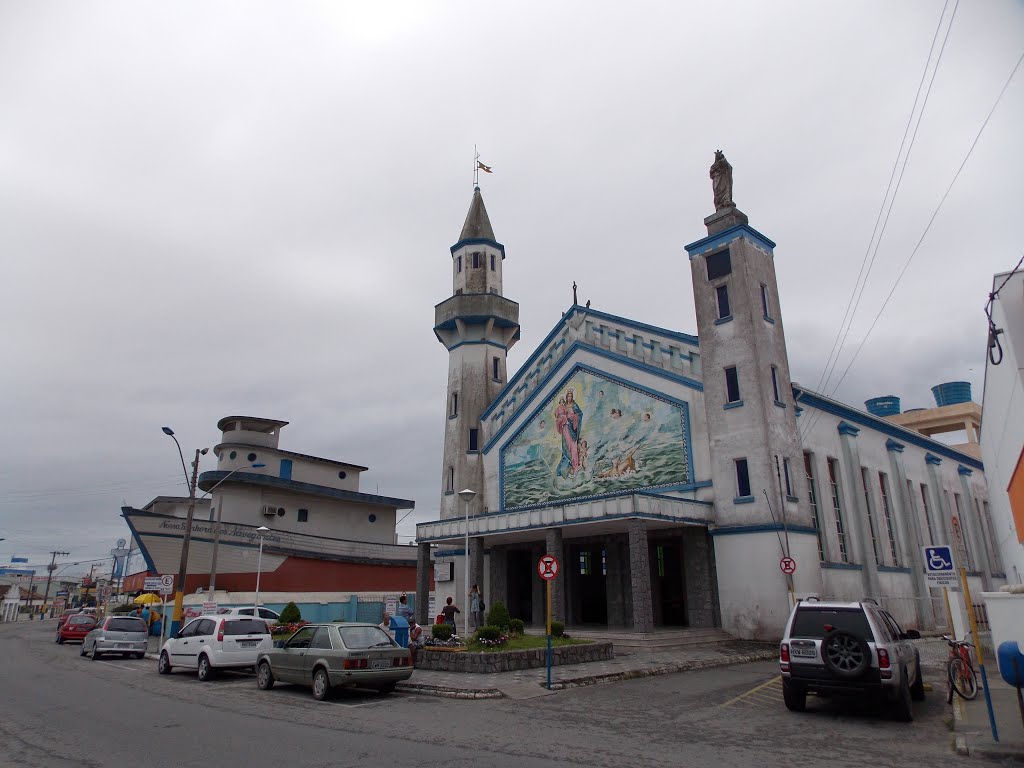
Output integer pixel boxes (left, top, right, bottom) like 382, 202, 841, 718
1010, 447, 1024, 544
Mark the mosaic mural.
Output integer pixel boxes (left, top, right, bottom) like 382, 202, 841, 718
501, 370, 690, 509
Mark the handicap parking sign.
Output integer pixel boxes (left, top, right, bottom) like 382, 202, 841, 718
922, 545, 957, 586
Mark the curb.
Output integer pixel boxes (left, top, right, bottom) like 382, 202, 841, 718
396, 682, 503, 699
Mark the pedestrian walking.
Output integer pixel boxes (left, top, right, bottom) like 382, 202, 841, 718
440, 596, 460, 628
469, 585, 482, 628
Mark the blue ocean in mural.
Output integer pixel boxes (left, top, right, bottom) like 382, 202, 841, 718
502, 370, 690, 509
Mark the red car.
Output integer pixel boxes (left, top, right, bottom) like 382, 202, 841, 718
57, 608, 80, 630
57, 614, 98, 644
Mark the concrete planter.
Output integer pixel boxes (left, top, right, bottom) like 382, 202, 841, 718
417, 641, 614, 673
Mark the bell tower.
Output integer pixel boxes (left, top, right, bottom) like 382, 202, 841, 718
434, 187, 520, 520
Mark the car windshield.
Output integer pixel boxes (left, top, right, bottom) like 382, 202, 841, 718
223, 619, 269, 636
338, 626, 394, 649
69, 616, 94, 625
791, 608, 871, 639
107, 618, 147, 633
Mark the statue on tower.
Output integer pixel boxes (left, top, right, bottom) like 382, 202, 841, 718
710, 150, 734, 211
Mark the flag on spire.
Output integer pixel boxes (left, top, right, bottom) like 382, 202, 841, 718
477, 160, 493, 173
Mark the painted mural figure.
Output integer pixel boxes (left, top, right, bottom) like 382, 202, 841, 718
555, 389, 584, 477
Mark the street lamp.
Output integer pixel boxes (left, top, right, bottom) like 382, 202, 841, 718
205, 463, 266, 594
163, 427, 208, 636
254, 526, 270, 610
458, 488, 476, 640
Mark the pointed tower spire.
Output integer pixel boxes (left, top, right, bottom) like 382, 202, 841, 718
459, 187, 496, 242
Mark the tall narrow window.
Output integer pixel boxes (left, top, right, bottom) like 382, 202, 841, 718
706, 249, 731, 280
879, 472, 898, 565
450, 392, 458, 417
861, 468, 881, 565
805, 452, 825, 560
954, 493, 972, 569
735, 458, 751, 498
656, 546, 666, 577
827, 458, 849, 563
457, 255, 462, 273
490, 253, 495, 271
472, 252, 480, 268
716, 285, 731, 319
760, 283, 771, 318
725, 366, 740, 403
448, 466, 454, 492
771, 366, 780, 402
783, 457, 793, 496
468, 428, 479, 451
492, 356, 500, 380
920, 484, 935, 545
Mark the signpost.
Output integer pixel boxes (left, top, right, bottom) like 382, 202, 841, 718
922, 546, 957, 587
538, 554, 559, 690
157, 575, 174, 648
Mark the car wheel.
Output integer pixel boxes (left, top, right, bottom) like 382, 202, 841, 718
158, 652, 172, 674
891, 672, 914, 722
80, 644, 87, 657
821, 630, 870, 679
92, 648, 102, 661
312, 667, 332, 701
377, 682, 397, 695
910, 659, 925, 702
782, 678, 806, 712
257, 661, 275, 690
197, 654, 214, 682
57, 635, 64, 645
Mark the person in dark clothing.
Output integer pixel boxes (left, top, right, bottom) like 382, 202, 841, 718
440, 596, 460, 627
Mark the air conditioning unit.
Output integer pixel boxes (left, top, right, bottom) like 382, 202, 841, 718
261, 505, 277, 517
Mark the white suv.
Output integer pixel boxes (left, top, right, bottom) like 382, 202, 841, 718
218, 606, 281, 622
158, 616, 272, 681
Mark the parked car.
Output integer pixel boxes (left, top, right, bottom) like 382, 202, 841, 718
256, 622, 413, 701
779, 599, 924, 721
57, 608, 81, 628
57, 614, 97, 644
81, 616, 149, 660
218, 606, 281, 622
158, 616, 272, 681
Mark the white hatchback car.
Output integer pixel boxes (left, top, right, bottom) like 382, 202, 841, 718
218, 606, 281, 622
158, 616, 272, 681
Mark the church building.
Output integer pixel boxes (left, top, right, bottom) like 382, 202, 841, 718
414, 155, 1003, 641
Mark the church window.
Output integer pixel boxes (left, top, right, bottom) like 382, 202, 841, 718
490, 253, 495, 271
783, 457, 793, 496
770, 365, 780, 402
735, 459, 751, 498
298, 508, 309, 523
920, 484, 935, 545
804, 452, 825, 560
469, 428, 479, 451
761, 283, 771, 319
827, 458, 849, 563
706, 249, 731, 280
492, 356, 500, 380
451, 392, 458, 417
473, 252, 480, 268
725, 366, 740, 403
457, 256, 462, 273
861, 467, 881, 565
954, 493, 971, 569
879, 472, 898, 565
448, 467, 454, 492
716, 285, 731, 319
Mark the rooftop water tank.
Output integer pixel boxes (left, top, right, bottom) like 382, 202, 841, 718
931, 381, 972, 407
865, 396, 901, 417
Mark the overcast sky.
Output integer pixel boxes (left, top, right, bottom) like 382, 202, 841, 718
1, 1, 1021, 578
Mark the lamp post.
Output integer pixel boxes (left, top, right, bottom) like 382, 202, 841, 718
162, 427, 208, 636
205, 463, 265, 594
457, 488, 476, 640
254, 526, 270, 610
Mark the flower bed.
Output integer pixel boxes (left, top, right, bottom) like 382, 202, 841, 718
269, 620, 308, 636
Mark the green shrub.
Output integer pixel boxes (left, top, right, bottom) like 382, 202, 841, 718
550, 621, 565, 638
432, 623, 454, 640
279, 601, 301, 623
474, 625, 502, 642
509, 618, 525, 635
485, 600, 511, 629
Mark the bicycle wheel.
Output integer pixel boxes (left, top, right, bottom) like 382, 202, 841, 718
949, 657, 978, 701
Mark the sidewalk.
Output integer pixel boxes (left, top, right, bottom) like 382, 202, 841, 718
396, 641, 777, 699
954, 673, 1024, 762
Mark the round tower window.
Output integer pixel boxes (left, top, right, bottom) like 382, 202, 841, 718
338, 471, 346, 480
229, 451, 237, 460
277, 508, 285, 517
368, 514, 377, 523
248, 453, 257, 462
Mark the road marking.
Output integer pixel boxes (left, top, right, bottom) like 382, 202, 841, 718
720, 675, 782, 708
95, 660, 139, 672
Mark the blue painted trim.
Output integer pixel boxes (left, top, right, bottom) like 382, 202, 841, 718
792, 387, 984, 470
837, 421, 860, 436
886, 439, 905, 453
925, 453, 943, 466
878, 565, 913, 574
684, 223, 777, 257
198, 471, 415, 509
482, 306, 700, 422
733, 496, 755, 504
958, 465, 973, 476
646, 480, 714, 493
763, 315, 775, 324
445, 339, 509, 352
724, 400, 744, 410
821, 562, 863, 571
711, 523, 819, 537
633, 490, 714, 507
714, 315, 733, 326
450, 237, 505, 256
448, 414, 457, 420
774, 400, 787, 409
483, 349, 703, 451
443, 490, 454, 496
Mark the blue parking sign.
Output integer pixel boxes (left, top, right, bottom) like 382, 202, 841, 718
921, 545, 957, 586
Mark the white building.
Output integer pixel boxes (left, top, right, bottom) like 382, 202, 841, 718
414, 157, 1003, 640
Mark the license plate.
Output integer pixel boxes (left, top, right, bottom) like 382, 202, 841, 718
370, 659, 391, 670
791, 647, 817, 658
238, 641, 258, 647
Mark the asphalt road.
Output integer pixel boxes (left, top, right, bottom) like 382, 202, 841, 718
0, 620, 973, 768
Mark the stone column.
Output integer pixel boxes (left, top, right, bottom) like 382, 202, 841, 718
488, 546, 508, 616
531, 543, 545, 627
838, 422, 881, 600
416, 542, 431, 626
469, 537, 485, 596
605, 534, 627, 627
544, 529, 565, 623
683, 528, 714, 627
628, 521, 654, 632
958, 466, 992, 590
925, 455, 954, 549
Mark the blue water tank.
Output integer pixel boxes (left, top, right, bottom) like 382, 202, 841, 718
997, 641, 1024, 687
931, 381, 972, 407
865, 396, 901, 417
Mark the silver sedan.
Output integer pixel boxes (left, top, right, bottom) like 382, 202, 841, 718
256, 623, 412, 700
82, 615, 149, 660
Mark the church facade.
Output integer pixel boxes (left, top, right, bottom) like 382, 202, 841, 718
414, 158, 1003, 641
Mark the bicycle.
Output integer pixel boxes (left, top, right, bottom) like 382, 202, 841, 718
944, 634, 978, 702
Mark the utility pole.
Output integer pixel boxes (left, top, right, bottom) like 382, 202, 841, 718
25, 571, 36, 621
171, 448, 203, 636
41, 550, 70, 619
